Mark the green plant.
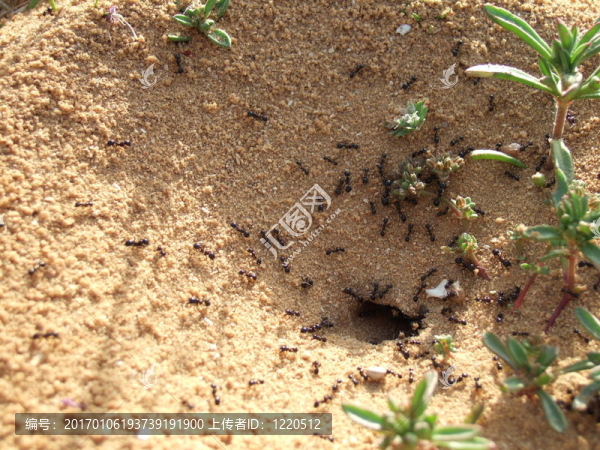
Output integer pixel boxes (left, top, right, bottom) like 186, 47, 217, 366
433, 335, 457, 361
469, 149, 526, 168
483, 332, 567, 432
466, 4, 600, 142
386, 101, 428, 137
561, 308, 600, 410
170, 0, 232, 48
342, 371, 495, 450
27, 0, 57, 12
511, 148, 600, 330
442, 233, 490, 280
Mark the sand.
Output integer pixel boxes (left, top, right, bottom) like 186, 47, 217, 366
1, 0, 600, 449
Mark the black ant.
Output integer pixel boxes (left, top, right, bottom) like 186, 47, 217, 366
449, 316, 467, 325
280, 345, 298, 352
505, 170, 520, 181
413, 282, 426, 302
323, 156, 338, 165
401, 75, 417, 90
285, 309, 301, 316
393, 201, 407, 222
210, 384, 220, 405
301, 277, 313, 288
312, 361, 321, 375
156, 247, 166, 257
326, 247, 345, 255
458, 146, 474, 158
408, 368, 414, 383
280, 256, 291, 273
334, 178, 345, 195
397, 341, 410, 359
173, 53, 184, 73
425, 224, 435, 242
436, 207, 449, 217
376, 154, 387, 177
433, 126, 440, 144
296, 161, 310, 175
511, 331, 530, 337
496, 313, 504, 323
344, 170, 352, 192
579, 261, 594, 268
337, 142, 359, 149
488, 95, 496, 111
231, 222, 250, 237
404, 223, 414, 242
75, 201, 94, 207
247, 248, 261, 265
574, 329, 590, 344
452, 40, 463, 56
474, 377, 483, 389
450, 136, 464, 146
107, 140, 131, 147
349, 64, 365, 78
343, 287, 363, 303
566, 110, 576, 127
271, 228, 286, 246
412, 148, 428, 158
348, 374, 359, 386
248, 380, 264, 386
248, 111, 268, 122
362, 168, 369, 184
473, 78, 481, 85
125, 239, 149, 247
28, 261, 46, 275
421, 268, 437, 281
194, 242, 215, 259
42, 7, 53, 15
368, 200, 377, 215
473, 207, 485, 216
492, 248, 511, 267
239, 269, 258, 280
357, 367, 368, 380
314, 394, 333, 407
188, 297, 210, 306
32, 332, 59, 339
312, 335, 327, 342
380, 217, 389, 236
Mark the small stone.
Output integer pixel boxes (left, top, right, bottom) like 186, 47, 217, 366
366, 366, 387, 381
396, 24, 412, 35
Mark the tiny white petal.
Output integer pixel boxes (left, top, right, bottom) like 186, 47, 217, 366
426, 279, 448, 298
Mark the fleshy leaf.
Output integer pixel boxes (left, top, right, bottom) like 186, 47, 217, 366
537, 390, 567, 432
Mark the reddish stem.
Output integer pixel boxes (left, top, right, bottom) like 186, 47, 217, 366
468, 252, 490, 280
513, 272, 538, 310
544, 254, 577, 333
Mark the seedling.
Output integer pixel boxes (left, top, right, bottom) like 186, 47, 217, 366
561, 308, 600, 411
483, 332, 567, 432
466, 4, 600, 143
433, 335, 457, 361
105, 6, 138, 40
27, 0, 57, 12
170, 0, 232, 48
386, 101, 428, 137
442, 233, 490, 280
342, 371, 495, 450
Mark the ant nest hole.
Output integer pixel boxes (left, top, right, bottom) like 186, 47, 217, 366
352, 301, 427, 344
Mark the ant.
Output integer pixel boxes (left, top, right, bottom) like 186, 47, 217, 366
247, 248, 261, 265
504, 171, 520, 181
174, 53, 184, 73
458, 146, 474, 158
32, 332, 59, 339
28, 261, 46, 275
239, 269, 258, 280
107, 140, 131, 147
421, 268, 437, 281
271, 228, 286, 246
344, 170, 352, 192
488, 94, 496, 111
511, 331, 530, 337
474, 377, 483, 389
492, 248, 511, 267
401, 75, 417, 90
425, 224, 435, 242
413, 282, 426, 302
312, 335, 327, 342
312, 361, 321, 375
380, 217, 389, 236
473, 78, 481, 85
247, 110, 268, 122
156, 247, 166, 257
343, 287, 363, 303
496, 313, 504, 324
188, 297, 210, 306
566, 110, 576, 127
368, 201, 377, 215
280, 256, 291, 273
334, 178, 345, 196
349, 64, 365, 78
450, 136, 464, 146
301, 277, 313, 288
337, 142, 359, 149
412, 148, 428, 158
296, 161, 309, 175
248, 380, 264, 386
449, 316, 467, 325
231, 222, 250, 237
314, 394, 333, 408
75, 201, 94, 207
323, 156, 338, 165
534, 156, 548, 172
376, 153, 387, 177
452, 40, 463, 56
397, 341, 410, 359
125, 239, 149, 247
433, 127, 440, 144
285, 309, 301, 316
194, 242, 215, 259
280, 345, 298, 352
404, 223, 414, 242
473, 207, 485, 216
362, 168, 369, 184
408, 368, 414, 383
578, 261, 594, 268
348, 374, 359, 386
210, 384, 220, 405
326, 247, 345, 255
393, 201, 407, 222
436, 207, 449, 217
573, 329, 590, 344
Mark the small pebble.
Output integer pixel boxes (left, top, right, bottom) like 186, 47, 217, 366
366, 366, 387, 381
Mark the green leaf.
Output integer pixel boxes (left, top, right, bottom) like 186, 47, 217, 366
537, 389, 567, 432
27, 0, 42, 8
574, 307, 600, 341
534, 373, 554, 387
469, 149, 526, 168
507, 337, 531, 370
580, 242, 600, 269
215, 0, 230, 19
410, 371, 437, 419
535, 345, 558, 369
522, 225, 562, 241
465, 64, 555, 95
561, 359, 595, 373
173, 14, 194, 27
168, 34, 192, 42
483, 4, 552, 60
342, 404, 384, 430
206, 29, 232, 48
554, 168, 569, 207
431, 425, 480, 441
504, 376, 526, 392
588, 353, 600, 365
483, 332, 518, 371
204, 0, 217, 17
551, 139, 574, 184
438, 438, 496, 450
464, 404, 484, 424
572, 381, 600, 411
557, 22, 574, 52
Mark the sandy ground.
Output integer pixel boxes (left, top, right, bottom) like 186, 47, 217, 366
1, 0, 600, 449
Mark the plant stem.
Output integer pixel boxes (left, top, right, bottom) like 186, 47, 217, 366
49, 0, 56, 11
545, 253, 576, 332
467, 251, 490, 281
513, 272, 538, 309
552, 100, 570, 141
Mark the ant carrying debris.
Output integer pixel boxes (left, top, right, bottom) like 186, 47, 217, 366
248, 111, 268, 122
349, 64, 365, 78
